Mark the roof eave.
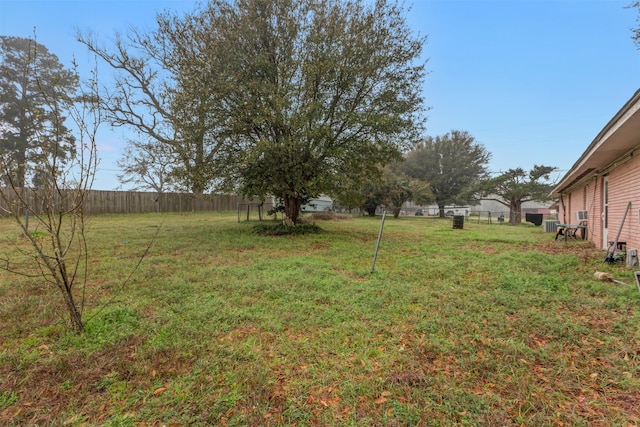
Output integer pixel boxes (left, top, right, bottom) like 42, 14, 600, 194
550, 88, 640, 197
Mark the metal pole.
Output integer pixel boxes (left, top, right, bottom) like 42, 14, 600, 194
370, 210, 387, 273
23, 187, 29, 233
605, 201, 632, 263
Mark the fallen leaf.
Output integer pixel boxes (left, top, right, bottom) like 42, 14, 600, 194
153, 387, 167, 396
374, 397, 387, 405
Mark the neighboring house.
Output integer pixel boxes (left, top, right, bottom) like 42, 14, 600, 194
550, 89, 640, 252
301, 196, 333, 212
472, 198, 554, 217
401, 203, 472, 216
404, 200, 553, 219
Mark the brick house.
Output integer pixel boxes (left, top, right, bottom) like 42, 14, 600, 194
550, 89, 640, 253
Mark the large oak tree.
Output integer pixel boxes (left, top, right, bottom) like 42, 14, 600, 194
143, 0, 427, 224
401, 130, 491, 217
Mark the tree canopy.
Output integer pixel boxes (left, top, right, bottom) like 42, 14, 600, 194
481, 165, 556, 224
629, 1, 640, 48
335, 165, 432, 217
400, 130, 491, 217
81, 0, 428, 223
0, 36, 79, 188
380, 166, 432, 218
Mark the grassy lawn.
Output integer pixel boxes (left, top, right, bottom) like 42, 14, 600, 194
0, 212, 638, 426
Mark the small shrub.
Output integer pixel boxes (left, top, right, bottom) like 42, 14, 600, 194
308, 212, 352, 221
28, 230, 48, 239
252, 223, 322, 236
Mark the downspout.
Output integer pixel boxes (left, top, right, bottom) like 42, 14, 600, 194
590, 175, 598, 241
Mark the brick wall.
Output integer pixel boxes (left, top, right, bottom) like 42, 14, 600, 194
560, 153, 640, 252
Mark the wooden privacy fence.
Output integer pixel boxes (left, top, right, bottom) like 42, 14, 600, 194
0, 188, 259, 216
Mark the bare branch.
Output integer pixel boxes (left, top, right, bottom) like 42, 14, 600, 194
0, 35, 103, 332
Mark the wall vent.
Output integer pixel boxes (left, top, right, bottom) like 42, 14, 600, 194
575, 210, 588, 222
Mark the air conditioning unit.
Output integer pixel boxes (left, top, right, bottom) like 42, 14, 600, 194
575, 210, 588, 222
544, 220, 559, 233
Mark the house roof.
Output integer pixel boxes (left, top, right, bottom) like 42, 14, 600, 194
550, 88, 640, 197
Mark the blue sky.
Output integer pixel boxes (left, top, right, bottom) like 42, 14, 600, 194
1, 0, 640, 190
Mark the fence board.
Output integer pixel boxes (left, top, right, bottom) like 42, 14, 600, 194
0, 188, 265, 216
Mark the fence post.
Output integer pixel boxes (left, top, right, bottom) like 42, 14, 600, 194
370, 210, 387, 273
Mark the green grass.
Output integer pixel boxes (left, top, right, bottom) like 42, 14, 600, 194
0, 212, 638, 426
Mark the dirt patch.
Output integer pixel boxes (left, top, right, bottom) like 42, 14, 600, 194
534, 241, 602, 262
387, 370, 428, 386
608, 392, 640, 419
0, 335, 148, 425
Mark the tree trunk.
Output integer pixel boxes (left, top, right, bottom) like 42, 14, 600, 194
283, 194, 302, 225
392, 206, 401, 218
509, 199, 522, 225
15, 145, 27, 188
365, 206, 377, 216
438, 204, 446, 218
60, 287, 84, 332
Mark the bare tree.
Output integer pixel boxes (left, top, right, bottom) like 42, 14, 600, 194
0, 37, 101, 332
117, 138, 176, 194
77, 26, 223, 194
